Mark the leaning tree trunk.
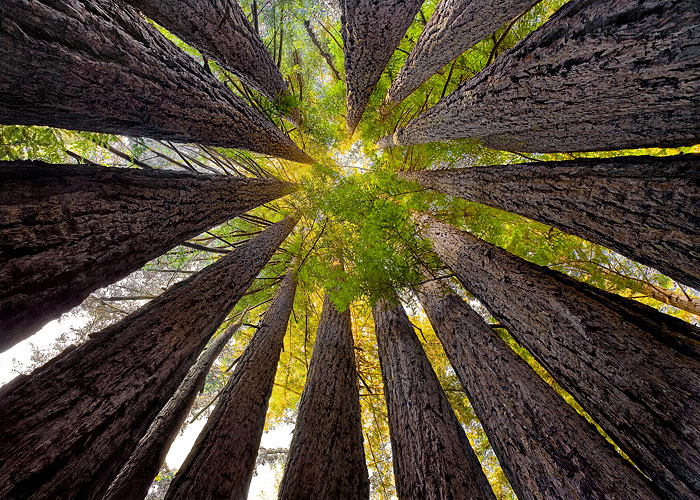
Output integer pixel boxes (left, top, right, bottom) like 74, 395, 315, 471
386, 0, 540, 104
278, 293, 369, 500
417, 279, 661, 500
372, 297, 496, 500
0, 216, 297, 500
163, 268, 297, 500
103, 319, 242, 500
415, 214, 700, 499
0, 0, 314, 164
123, 0, 287, 102
378, 0, 700, 152
401, 154, 700, 290
341, 0, 424, 133
0, 161, 296, 351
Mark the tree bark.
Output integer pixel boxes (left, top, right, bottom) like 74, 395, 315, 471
378, 0, 700, 152
372, 297, 496, 500
303, 20, 342, 81
401, 154, 700, 290
0, 216, 297, 500
103, 319, 242, 500
0, 161, 297, 351
163, 268, 297, 500
123, 0, 288, 102
278, 293, 369, 500
341, 0, 424, 133
386, 0, 540, 105
0, 0, 314, 164
417, 280, 661, 500
415, 214, 700, 499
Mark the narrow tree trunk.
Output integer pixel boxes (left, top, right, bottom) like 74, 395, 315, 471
386, 0, 540, 105
417, 280, 661, 499
278, 293, 369, 499
341, 0, 424, 133
401, 154, 700, 290
378, 0, 700, 152
415, 214, 700, 499
0, 216, 297, 500
0, 0, 314, 164
163, 268, 297, 500
303, 20, 342, 81
103, 319, 242, 500
372, 297, 496, 500
0, 161, 296, 351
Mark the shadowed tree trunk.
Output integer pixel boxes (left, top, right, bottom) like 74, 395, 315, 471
103, 319, 242, 500
372, 297, 496, 500
417, 279, 661, 500
123, 0, 287, 102
401, 154, 700, 290
0, 161, 297, 350
163, 268, 297, 500
278, 293, 369, 500
0, 0, 314, 164
378, 0, 700, 152
341, 0, 424, 133
0, 216, 297, 500
386, 0, 540, 104
415, 214, 700, 499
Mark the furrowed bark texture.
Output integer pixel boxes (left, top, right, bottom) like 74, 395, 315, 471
341, 0, 424, 133
164, 269, 297, 500
278, 293, 369, 500
372, 298, 496, 500
103, 320, 241, 500
0, 216, 297, 500
378, 0, 700, 152
401, 154, 700, 290
386, 0, 540, 104
0, 0, 314, 164
416, 214, 700, 499
124, 0, 287, 101
0, 161, 296, 350
417, 280, 661, 500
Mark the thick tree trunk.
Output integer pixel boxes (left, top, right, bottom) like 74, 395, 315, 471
341, 0, 424, 133
0, 161, 296, 350
386, 0, 540, 104
163, 268, 297, 500
378, 0, 700, 152
0, 216, 297, 500
417, 280, 661, 500
278, 293, 369, 500
415, 214, 700, 499
401, 154, 700, 290
372, 297, 496, 500
123, 0, 287, 102
103, 319, 242, 500
0, 0, 314, 164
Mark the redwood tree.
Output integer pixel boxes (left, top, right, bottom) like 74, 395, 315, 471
0, 216, 297, 500
416, 214, 700, 499
372, 297, 496, 500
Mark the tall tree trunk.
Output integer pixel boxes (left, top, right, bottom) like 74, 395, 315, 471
417, 279, 661, 500
0, 0, 314, 164
415, 214, 700, 499
378, 0, 700, 152
123, 0, 287, 102
278, 293, 369, 500
163, 268, 297, 500
303, 20, 342, 81
341, 0, 424, 133
372, 297, 496, 500
103, 319, 242, 500
0, 216, 297, 500
401, 154, 700, 290
0, 161, 296, 350
386, 0, 540, 105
